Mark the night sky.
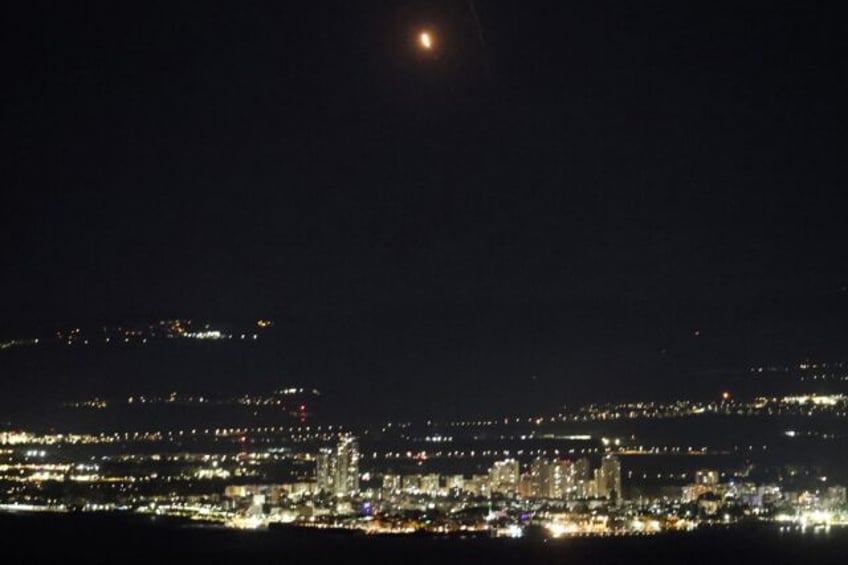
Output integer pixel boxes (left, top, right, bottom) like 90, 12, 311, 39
2, 2, 847, 417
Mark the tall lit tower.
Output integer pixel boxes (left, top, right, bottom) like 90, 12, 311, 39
489, 459, 520, 495
315, 435, 360, 497
529, 457, 555, 499
315, 448, 336, 494
334, 434, 360, 497
598, 455, 622, 504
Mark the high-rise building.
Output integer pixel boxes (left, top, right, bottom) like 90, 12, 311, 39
382, 474, 402, 496
315, 448, 336, 494
335, 434, 360, 497
596, 455, 622, 503
420, 473, 441, 496
446, 475, 465, 492
571, 457, 592, 499
314, 435, 360, 497
465, 474, 491, 497
553, 459, 573, 499
529, 457, 557, 499
402, 474, 421, 493
594, 468, 604, 497
489, 459, 520, 495
572, 458, 591, 481
518, 473, 533, 498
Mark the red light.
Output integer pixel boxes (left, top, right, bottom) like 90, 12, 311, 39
300, 405, 305, 411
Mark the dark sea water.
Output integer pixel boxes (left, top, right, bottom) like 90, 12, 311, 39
3, 512, 848, 565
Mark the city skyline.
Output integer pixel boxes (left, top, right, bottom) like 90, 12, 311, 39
3, 393, 848, 537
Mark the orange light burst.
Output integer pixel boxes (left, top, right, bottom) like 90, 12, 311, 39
419, 31, 433, 50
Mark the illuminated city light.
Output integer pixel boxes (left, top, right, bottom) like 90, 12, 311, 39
3, 382, 848, 536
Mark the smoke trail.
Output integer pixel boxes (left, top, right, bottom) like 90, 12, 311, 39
467, 0, 487, 48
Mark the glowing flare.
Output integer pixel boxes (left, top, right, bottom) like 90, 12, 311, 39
419, 32, 432, 49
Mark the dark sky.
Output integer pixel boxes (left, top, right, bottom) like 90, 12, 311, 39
2, 1, 847, 414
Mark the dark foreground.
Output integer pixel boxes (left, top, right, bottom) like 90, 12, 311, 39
3, 512, 848, 564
